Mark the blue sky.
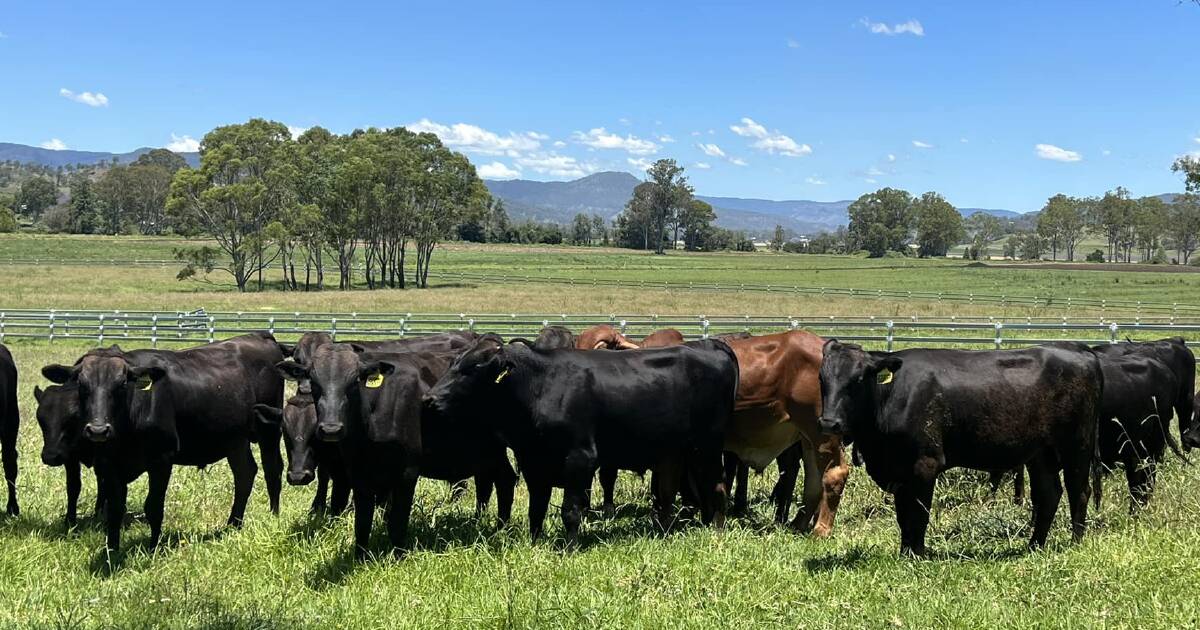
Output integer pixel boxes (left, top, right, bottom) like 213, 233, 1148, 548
2, 1, 1198, 210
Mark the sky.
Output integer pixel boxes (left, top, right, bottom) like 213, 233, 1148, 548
1, 1, 1198, 211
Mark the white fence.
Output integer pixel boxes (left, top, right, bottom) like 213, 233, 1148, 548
1, 309, 1198, 356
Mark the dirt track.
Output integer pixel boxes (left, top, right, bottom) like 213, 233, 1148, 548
980, 262, 1200, 274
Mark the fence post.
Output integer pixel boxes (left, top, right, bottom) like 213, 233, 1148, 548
208, 316, 215, 343
98, 314, 105, 345
331, 318, 338, 341
886, 320, 894, 352
702, 318, 710, 339
0, 312, 5, 342
1109, 322, 1119, 344
151, 315, 159, 348
49, 309, 56, 344
994, 322, 1003, 349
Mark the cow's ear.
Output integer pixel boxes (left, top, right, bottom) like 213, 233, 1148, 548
276, 360, 309, 382
277, 343, 296, 358
253, 404, 283, 426
42, 364, 75, 384
129, 366, 167, 391
358, 361, 395, 389
33, 385, 44, 403
348, 343, 368, 354
872, 354, 903, 375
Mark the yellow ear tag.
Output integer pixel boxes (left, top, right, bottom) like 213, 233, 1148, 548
365, 372, 385, 389
137, 376, 153, 391
494, 369, 509, 384
877, 369, 893, 385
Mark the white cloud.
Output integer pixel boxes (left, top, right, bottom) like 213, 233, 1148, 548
730, 157, 748, 166
730, 117, 768, 138
1035, 143, 1082, 162
515, 153, 596, 178
1101, 149, 1112, 156
572, 127, 659, 155
730, 117, 811, 157
59, 88, 109, 107
860, 18, 924, 37
627, 157, 653, 172
697, 143, 726, 158
553, 140, 566, 147
960, 137, 969, 144
786, 38, 800, 48
657, 134, 675, 143
912, 140, 933, 149
693, 162, 712, 169
287, 125, 310, 140
166, 133, 200, 153
527, 131, 550, 141
477, 161, 522, 179
408, 119, 542, 156
690, 131, 702, 137
865, 178, 878, 184
806, 176, 827, 185
40, 138, 68, 150
886, 153, 896, 162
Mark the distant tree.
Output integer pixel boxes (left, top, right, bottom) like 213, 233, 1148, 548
770, 224, 786, 252
966, 213, 1002, 259
570, 213, 593, 245
615, 182, 656, 249
1094, 187, 1136, 263
847, 188, 914, 257
1167, 194, 1200, 264
16, 177, 57, 219
591, 214, 608, 246
1173, 155, 1200, 193
456, 216, 487, 242
644, 159, 693, 254
1133, 196, 1169, 262
487, 199, 511, 243
1036, 194, 1086, 261
1085, 249, 1105, 263
68, 174, 99, 233
913, 192, 964, 258
134, 148, 188, 173
0, 206, 17, 233
678, 199, 716, 251
167, 118, 296, 292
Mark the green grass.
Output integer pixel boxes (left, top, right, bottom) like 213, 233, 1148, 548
2, 341, 1200, 627
1, 235, 1199, 319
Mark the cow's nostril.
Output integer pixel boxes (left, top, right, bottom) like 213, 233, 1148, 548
287, 470, 315, 485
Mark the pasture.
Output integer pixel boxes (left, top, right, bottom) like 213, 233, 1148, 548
1, 235, 1199, 627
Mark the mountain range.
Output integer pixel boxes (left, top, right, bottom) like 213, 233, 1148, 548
485, 171, 1031, 236
0, 142, 199, 169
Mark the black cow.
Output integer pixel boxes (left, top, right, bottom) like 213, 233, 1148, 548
41, 333, 286, 552
274, 344, 516, 558
1091, 339, 1196, 448
254, 388, 350, 515
35, 383, 106, 525
533, 326, 575, 351
290, 331, 478, 366
0, 344, 18, 516
423, 335, 740, 546
819, 341, 1103, 556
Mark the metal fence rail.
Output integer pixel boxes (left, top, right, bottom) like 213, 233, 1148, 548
2, 308, 1198, 356
2, 257, 1198, 316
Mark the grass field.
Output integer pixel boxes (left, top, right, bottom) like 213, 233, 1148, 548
2, 234, 1200, 627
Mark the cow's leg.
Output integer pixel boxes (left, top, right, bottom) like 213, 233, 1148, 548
1013, 466, 1026, 505
353, 482, 376, 560
226, 443, 257, 527
474, 474, 494, 518
894, 479, 935, 557
562, 450, 596, 548
311, 465, 329, 515
598, 466, 618, 518
1121, 447, 1149, 513
103, 475, 128, 553
93, 468, 106, 520
1, 418, 17, 516
526, 478, 552, 543
258, 429, 283, 516
651, 455, 684, 533
1026, 453, 1063, 548
329, 468, 351, 515
698, 450, 728, 529
722, 453, 741, 515
1061, 445, 1093, 542
773, 446, 801, 525
813, 435, 849, 537
791, 437, 821, 532
386, 465, 419, 555
491, 455, 517, 527
143, 463, 172, 549
65, 459, 82, 527
734, 462, 749, 516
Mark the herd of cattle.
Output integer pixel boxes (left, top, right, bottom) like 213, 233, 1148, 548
0, 325, 1195, 559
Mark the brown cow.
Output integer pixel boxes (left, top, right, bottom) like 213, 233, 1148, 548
642, 329, 685, 347
576, 325, 639, 350
723, 330, 847, 536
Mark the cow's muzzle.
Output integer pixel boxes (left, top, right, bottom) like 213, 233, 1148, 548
818, 416, 847, 435
84, 423, 113, 443
316, 423, 345, 442
41, 451, 64, 467
1182, 430, 1200, 452
287, 470, 315, 485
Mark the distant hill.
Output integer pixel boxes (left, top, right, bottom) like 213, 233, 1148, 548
0, 142, 199, 168
484, 171, 1033, 236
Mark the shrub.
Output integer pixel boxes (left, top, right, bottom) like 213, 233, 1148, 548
0, 207, 16, 233
1085, 250, 1105, 263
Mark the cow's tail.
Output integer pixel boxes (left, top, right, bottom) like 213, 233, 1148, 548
711, 338, 740, 410
1178, 339, 1196, 440
1091, 355, 1104, 511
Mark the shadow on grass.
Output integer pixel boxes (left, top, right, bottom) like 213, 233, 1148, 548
88, 526, 232, 577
